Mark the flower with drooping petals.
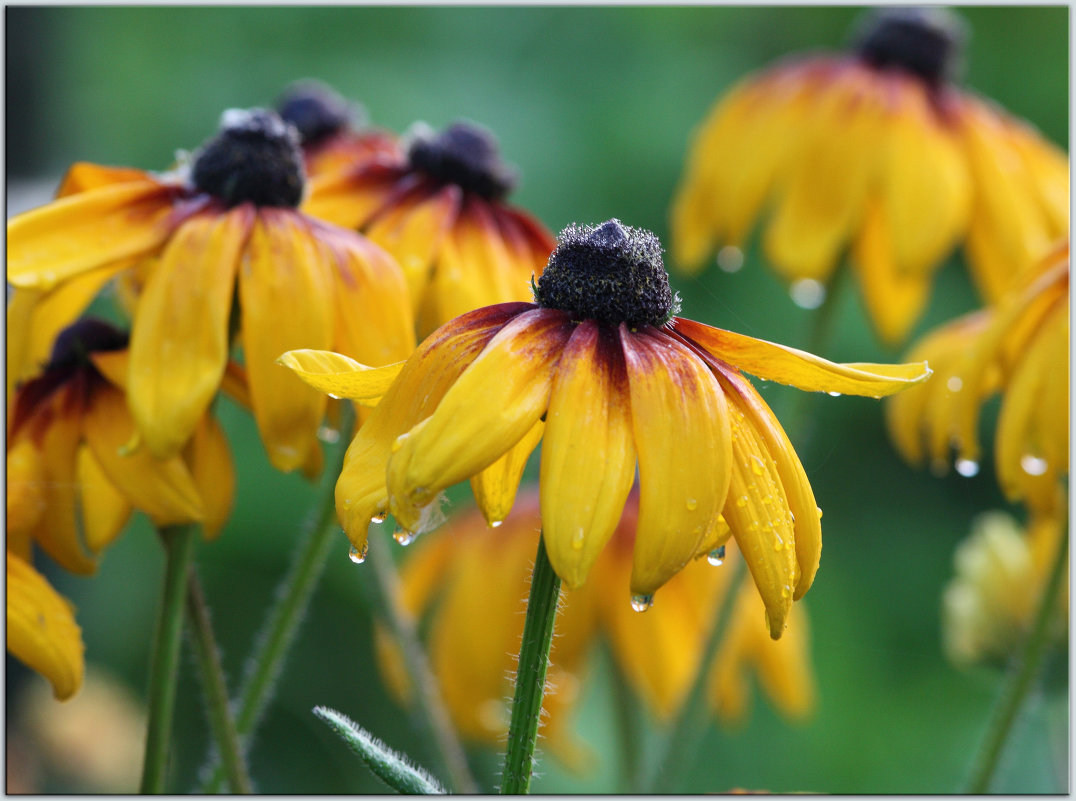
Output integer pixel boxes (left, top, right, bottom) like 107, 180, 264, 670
671, 7, 1069, 344
374, 490, 814, 768
303, 119, 555, 335
283, 219, 931, 636
887, 242, 1068, 514
7, 108, 415, 473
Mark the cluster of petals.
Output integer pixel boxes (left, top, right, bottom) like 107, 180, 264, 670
671, 43, 1069, 344
887, 242, 1069, 515
283, 300, 930, 636
302, 121, 555, 335
373, 491, 814, 768
7, 143, 416, 474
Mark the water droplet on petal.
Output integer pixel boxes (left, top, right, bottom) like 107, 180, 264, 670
790, 278, 826, 309
348, 544, 368, 564
707, 546, 726, 566
328, 393, 342, 400
317, 425, 341, 444
571, 529, 585, 550
630, 593, 654, 613
370, 512, 386, 524
686, 497, 698, 511
342, 498, 353, 509
490, 520, 504, 529
716, 245, 744, 273
394, 528, 417, 547
827, 391, 842, 397
773, 539, 784, 552
736, 496, 748, 508
955, 458, 979, 478
816, 507, 823, 520
947, 376, 963, 393
750, 455, 765, 476
1020, 454, 1049, 476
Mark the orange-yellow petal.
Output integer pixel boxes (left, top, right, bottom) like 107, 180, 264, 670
540, 321, 637, 589
7, 179, 179, 291
277, 350, 403, 405
239, 211, 333, 473
7, 552, 85, 700
620, 326, 732, 596
469, 419, 544, 528
386, 308, 573, 532
128, 207, 252, 458
302, 163, 402, 230
76, 445, 133, 554
672, 316, 932, 397
186, 415, 236, 540
7, 436, 47, 551
56, 162, 156, 196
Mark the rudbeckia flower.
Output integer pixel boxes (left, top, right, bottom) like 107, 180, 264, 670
7, 108, 415, 473
374, 490, 815, 769
887, 242, 1068, 514
302, 119, 555, 335
942, 504, 1069, 669
275, 80, 401, 179
6, 318, 231, 577
7, 549, 84, 700
671, 7, 1069, 344
282, 219, 930, 635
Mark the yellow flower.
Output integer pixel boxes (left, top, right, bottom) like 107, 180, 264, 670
303, 119, 555, 335
6, 319, 232, 577
7, 550, 84, 700
671, 8, 1069, 345
284, 219, 930, 636
7, 108, 415, 473
275, 80, 401, 180
942, 505, 1069, 668
887, 242, 1069, 514
374, 490, 815, 768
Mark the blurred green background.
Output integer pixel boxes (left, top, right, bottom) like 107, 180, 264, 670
5, 5, 1068, 794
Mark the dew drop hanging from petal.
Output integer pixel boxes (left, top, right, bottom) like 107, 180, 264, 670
348, 544, 368, 564
630, 593, 654, 613
707, 546, 726, 566
955, 458, 979, 477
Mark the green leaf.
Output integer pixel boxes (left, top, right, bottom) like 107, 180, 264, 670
313, 706, 447, 794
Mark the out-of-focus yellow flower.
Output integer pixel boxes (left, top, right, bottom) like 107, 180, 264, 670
303, 119, 555, 335
671, 8, 1069, 345
6, 318, 232, 576
942, 505, 1069, 669
283, 219, 931, 636
7, 108, 415, 474
7, 550, 84, 701
275, 80, 401, 180
887, 242, 1068, 514
374, 490, 815, 768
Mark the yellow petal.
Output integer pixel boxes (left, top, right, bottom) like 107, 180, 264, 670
7, 179, 178, 291
186, 415, 236, 540
672, 316, 932, 397
365, 185, 463, 313
76, 445, 133, 554
6, 288, 42, 409
318, 224, 416, 367
387, 308, 573, 532
302, 164, 401, 230
83, 385, 205, 527
128, 208, 252, 458
334, 303, 532, 549
277, 350, 404, 405
470, 419, 544, 528
7, 436, 48, 546
720, 389, 799, 638
88, 350, 130, 391
621, 326, 732, 596
715, 364, 821, 601
540, 321, 637, 589
56, 162, 155, 196
7, 552, 85, 700
239, 211, 334, 473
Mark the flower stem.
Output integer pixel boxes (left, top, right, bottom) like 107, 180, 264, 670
140, 523, 199, 794
199, 401, 355, 793
609, 642, 642, 794
186, 568, 253, 794
499, 533, 561, 795
367, 533, 478, 793
644, 556, 745, 792
965, 524, 1069, 794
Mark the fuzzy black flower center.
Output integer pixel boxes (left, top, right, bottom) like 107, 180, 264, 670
191, 108, 305, 208
406, 122, 516, 201
47, 318, 128, 372
276, 81, 357, 146
854, 8, 964, 88
534, 219, 679, 329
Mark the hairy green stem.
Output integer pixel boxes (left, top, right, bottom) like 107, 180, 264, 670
141, 524, 199, 794
965, 525, 1069, 793
645, 557, 745, 792
199, 401, 355, 792
367, 533, 478, 793
187, 569, 253, 794
499, 534, 561, 794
